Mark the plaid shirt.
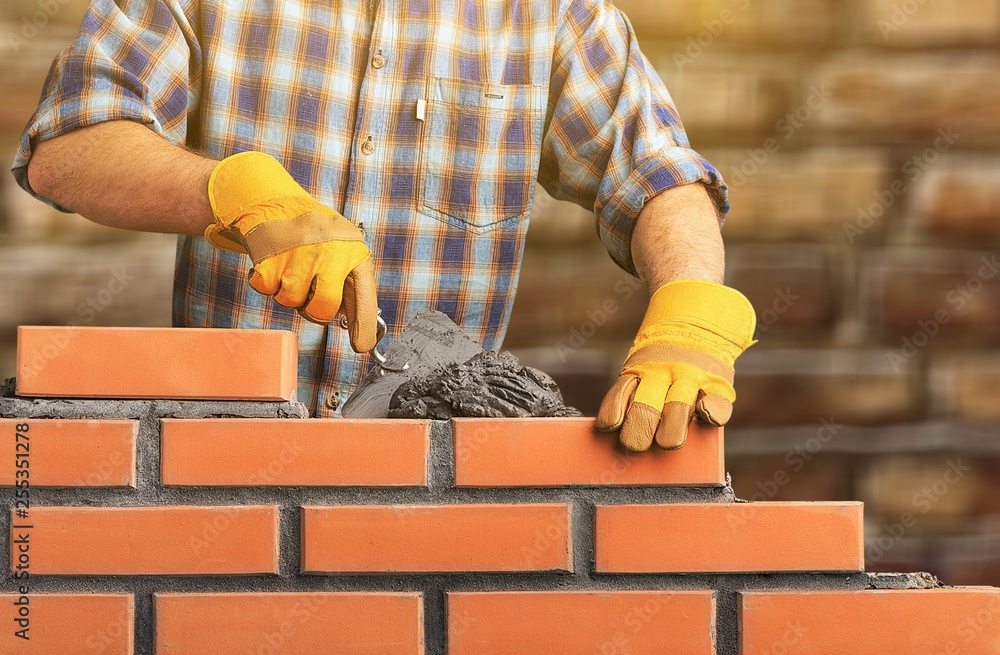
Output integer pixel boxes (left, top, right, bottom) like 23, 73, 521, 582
13, 0, 727, 416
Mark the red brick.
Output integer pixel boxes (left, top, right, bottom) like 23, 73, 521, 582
739, 589, 1000, 655
818, 55, 1000, 138
0, 594, 133, 654
301, 504, 572, 573
868, 250, 1000, 344
448, 591, 717, 655
453, 418, 724, 487
15, 506, 279, 575
732, 349, 919, 426
595, 502, 864, 573
16, 326, 297, 400
0, 419, 136, 487
912, 156, 1000, 243
864, 0, 999, 46
726, 246, 840, 336
155, 593, 423, 655
160, 419, 429, 486
931, 353, 1000, 423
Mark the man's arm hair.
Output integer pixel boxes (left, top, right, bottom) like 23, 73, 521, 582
27, 120, 217, 236
630, 182, 726, 291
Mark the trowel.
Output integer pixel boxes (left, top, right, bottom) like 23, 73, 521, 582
341, 311, 484, 418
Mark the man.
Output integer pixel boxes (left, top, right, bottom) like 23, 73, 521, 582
13, 0, 756, 451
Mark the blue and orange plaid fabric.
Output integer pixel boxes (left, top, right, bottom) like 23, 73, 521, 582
13, 0, 728, 416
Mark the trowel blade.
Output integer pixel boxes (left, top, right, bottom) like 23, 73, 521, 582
341, 311, 484, 418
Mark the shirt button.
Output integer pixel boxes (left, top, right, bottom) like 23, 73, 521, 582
326, 394, 340, 410
361, 138, 375, 156
372, 54, 386, 69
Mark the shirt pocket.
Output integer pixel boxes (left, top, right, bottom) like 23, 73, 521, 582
418, 77, 547, 233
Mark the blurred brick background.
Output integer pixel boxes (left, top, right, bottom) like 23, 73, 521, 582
2, 0, 1000, 585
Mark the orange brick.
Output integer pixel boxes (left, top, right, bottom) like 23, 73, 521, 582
15, 506, 279, 575
453, 418, 724, 487
448, 591, 717, 655
301, 504, 572, 573
595, 502, 864, 573
0, 593, 133, 654
161, 419, 429, 486
739, 589, 1000, 655
155, 592, 423, 655
0, 419, 137, 487
16, 326, 297, 401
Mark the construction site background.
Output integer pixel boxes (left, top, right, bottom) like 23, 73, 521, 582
2, 0, 999, 585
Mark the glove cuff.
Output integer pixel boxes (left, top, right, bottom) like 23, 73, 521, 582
208, 152, 317, 228
638, 280, 757, 355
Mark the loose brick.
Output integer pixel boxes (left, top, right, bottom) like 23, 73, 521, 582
733, 349, 919, 426
818, 55, 1000, 137
16, 506, 279, 575
0, 419, 137, 487
301, 504, 572, 573
865, 0, 1000, 46
0, 593, 133, 654
16, 326, 297, 401
160, 419, 429, 487
595, 502, 864, 573
739, 589, 1000, 655
155, 593, 423, 655
868, 250, 1000, 344
453, 418, 724, 487
448, 591, 717, 655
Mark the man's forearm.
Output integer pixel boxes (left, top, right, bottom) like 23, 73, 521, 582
27, 121, 216, 235
630, 182, 725, 290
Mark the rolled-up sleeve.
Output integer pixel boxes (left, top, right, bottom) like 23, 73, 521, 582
11, 0, 201, 210
540, 0, 727, 276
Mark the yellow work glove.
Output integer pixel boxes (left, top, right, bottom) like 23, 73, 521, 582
205, 151, 378, 353
596, 281, 756, 452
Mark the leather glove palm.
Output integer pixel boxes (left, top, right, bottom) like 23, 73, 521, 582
596, 281, 756, 452
205, 152, 378, 353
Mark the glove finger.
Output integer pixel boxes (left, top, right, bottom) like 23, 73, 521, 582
343, 257, 379, 354
655, 379, 700, 450
619, 401, 660, 453
272, 272, 315, 312
695, 392, 734, 427
595, 374, 639, 432
248, 260, 282, 296
300, 276, 341, 324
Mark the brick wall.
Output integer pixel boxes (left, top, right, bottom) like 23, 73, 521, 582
2, 326, 999, 654
3, 0, 1000, 591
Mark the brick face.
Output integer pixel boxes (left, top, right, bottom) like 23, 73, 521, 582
818, 55, 1000, 138
726, 246, 840, 338
17, 506, 279, 575
931, 353, 1000, 423
0, 594, 133, 654
911, 156, 1000, 243
301, 504, 573, 573
617, 0, 842, 45
739, 589, 1000, 655
448, 591, 717, 655
868, 250, 1000, 344
595, 502, 865, 573
705, 149, 888, 242
864, 0, 1000, 45
453, 417, 724, 487
160, 418, 430, 486
0, 419, 137, 487
733, 350, 920, 426
16, 326, 298, 400
155, 593, 424, 655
